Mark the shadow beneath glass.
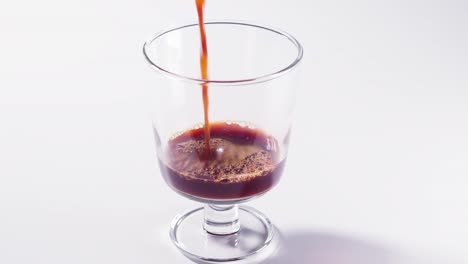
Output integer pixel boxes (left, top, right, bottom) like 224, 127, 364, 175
266, 230, 421, 264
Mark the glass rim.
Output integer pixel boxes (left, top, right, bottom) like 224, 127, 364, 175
142, 20, 304, 86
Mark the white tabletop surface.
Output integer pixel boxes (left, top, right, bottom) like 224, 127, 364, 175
1, 0, 467, 263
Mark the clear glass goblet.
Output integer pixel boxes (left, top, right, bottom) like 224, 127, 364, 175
143, 21, 303, 263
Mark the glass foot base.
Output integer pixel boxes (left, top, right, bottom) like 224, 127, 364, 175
170, 206, 277, 263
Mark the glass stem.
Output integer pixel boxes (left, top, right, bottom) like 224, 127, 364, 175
203, 204, 240, 235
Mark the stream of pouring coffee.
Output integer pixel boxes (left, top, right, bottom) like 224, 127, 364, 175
195, 0, 211, 154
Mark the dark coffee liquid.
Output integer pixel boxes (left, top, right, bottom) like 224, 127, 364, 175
159, 123, 285, 200
159, 2, 284, 200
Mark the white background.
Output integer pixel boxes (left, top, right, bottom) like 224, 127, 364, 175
1, 0, 468, 263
